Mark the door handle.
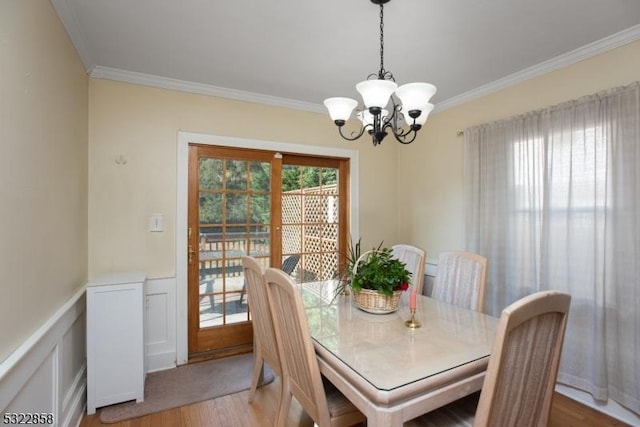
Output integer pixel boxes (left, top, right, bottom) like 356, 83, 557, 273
188, 244, 196, 264
188, 227, 196, 264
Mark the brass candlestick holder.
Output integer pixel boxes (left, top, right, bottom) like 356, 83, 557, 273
404, 309, 421, 329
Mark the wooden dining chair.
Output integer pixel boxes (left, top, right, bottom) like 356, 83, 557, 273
241, 256, 281, 403
391, 244, 426, 294
432, 251, 487, 312
406, 290, 571, 427
264, 267, 366, 427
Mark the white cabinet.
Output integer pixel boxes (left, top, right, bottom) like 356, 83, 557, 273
86, 272, 146, 414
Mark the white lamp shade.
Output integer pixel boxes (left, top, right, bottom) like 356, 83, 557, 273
357, 109, 389, 127
356, 79, 397, 109
405, 103, 434, 126
395, 82, 437, 112
324, 97, 358, 122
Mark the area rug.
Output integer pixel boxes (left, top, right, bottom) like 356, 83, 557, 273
99, 353, 274, 423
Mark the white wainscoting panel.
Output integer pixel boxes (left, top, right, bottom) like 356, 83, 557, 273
144, 277, 177, 372
0, 287, 86, 427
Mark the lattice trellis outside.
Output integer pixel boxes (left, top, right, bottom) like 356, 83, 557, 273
281, 184, 340, 281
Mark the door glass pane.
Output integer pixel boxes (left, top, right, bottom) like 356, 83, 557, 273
250, 161, 271, 191
225, 160, 247, 190
250, 194, 270, 223
199, 193, 222, 224
282, 224, 302, 253
199, 158, 223, 190
226, 194, 247, 223
198, 157, 271, 329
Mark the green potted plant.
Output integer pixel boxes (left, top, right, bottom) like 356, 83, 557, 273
338, 240, 411, 314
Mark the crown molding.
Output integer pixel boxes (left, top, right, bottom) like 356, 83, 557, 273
434, 24, 640, 112
89, 66, 326, 114
88, 25, 640, 116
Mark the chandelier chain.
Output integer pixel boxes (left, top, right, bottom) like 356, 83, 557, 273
379, 2, 385, 78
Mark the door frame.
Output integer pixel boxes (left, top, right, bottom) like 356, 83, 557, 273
176, 131, 359, 365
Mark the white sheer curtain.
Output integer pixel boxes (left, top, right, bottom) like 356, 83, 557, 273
464, 82, 639, 414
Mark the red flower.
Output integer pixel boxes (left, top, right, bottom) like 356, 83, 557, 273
398, 282, 409, 291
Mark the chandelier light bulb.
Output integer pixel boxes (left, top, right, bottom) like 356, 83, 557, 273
357, 109, 389, 127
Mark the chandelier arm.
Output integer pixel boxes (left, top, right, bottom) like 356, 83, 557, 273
381, 118, 407, 139
381, 108, 418, 144
383, 99, 401, 129
338, 124, 368, 141
391, 128, 418, 144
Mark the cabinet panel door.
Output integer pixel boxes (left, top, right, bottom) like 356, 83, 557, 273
87, 282, 144, 411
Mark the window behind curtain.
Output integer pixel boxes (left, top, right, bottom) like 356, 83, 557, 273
464, 82, 639, 414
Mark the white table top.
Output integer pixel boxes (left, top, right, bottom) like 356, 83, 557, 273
301, 280, 498, 425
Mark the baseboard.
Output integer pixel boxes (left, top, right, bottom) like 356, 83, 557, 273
146, 352, 176, 373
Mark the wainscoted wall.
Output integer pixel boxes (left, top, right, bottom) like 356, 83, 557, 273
0, 277, 177, 427
0, 288, 86, 427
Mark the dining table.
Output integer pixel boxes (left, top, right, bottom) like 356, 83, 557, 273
301, 280, 499, 427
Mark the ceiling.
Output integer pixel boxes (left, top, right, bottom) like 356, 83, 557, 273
52, 0, 640, 113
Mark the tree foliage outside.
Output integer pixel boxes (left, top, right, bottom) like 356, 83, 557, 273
282, 165, 338, 192
200, 159, 338, 226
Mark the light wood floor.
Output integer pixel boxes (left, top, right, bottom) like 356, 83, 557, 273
81, 378, 629, 427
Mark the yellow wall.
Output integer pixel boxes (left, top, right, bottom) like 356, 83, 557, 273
88, 80, 401, 278
0, 1, 88, 362
398, 40, 640, 263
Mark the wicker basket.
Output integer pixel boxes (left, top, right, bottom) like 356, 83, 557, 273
351, 250, 403, 314
352, 288, 402, 314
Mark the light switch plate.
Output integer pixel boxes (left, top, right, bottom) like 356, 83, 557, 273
149, 214, 163, 232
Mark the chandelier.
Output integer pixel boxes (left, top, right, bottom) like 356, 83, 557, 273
323, 0, 436, 146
